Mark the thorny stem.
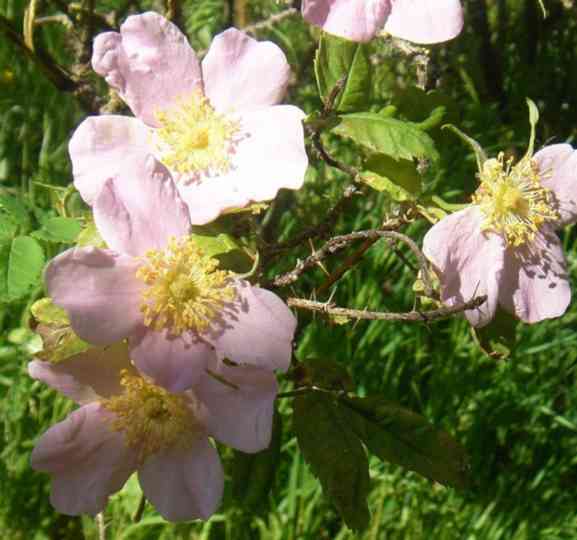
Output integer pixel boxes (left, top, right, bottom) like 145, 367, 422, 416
270, 229, 434, 296
287, 295, 487, 323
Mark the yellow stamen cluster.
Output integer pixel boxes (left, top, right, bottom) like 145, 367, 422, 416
136, 237, 237, 335
472, 152, 558, 246
102, 370, 200, 464
154, 90, 240, 177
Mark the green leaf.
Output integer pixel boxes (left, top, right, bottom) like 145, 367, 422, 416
30, 297, 69, 326
314, 33, 371, 113
76, 221, 106, 248
0, 236, 45, 301
32, 217, 82, 243
294, 392, 370, 531
189, 230, 240, 258
0, 194, 31, 232
231, 410, 282, 514
472, 308, 518, 360
0, 213, 18, 242
360, 154, 422, 200
341, 396, 470, 489
334, 112, 439, 163
31, 298, 92, 363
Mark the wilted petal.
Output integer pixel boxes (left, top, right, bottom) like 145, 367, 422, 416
422, 207, 506, 327
195, 360, 278, 453
129, 327, 216, 392
31, 403, 136, 516
93, 157, 190, 257
138, 437, 223, 521
178, 105, 307, 224
205, 281, 296, 371
202, 28, 290, 113
46, 248, 144, 345
29, 342, 134, 404
534, 144, 577, 227
384, 0, 464, 44
499, 227, 571, 323
92, 12, 202, 126
69, 115, 151, 205
301, 0, 390, 43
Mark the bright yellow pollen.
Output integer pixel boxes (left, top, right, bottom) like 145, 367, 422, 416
101, 370, 200, 464
136, 237, 237, 335
154, 90, 240, 177
472, 152, 558, 246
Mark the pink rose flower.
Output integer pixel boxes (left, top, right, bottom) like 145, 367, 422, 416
46, 156, 296, 391
302, 0, 464, 44
423, 144, 577, 327
29, 342, 278, 521
70, 12, 308, 225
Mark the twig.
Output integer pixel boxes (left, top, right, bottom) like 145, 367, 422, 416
270, 229, 434, 295
264, 184, 361, 255
242, 7, 297, 35
287, 295, 487, 323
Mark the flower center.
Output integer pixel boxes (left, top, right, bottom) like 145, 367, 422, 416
154, 90, 241, 178
136, 237, 237, 335
101, 370, 200, 464
472, 153, 558, 246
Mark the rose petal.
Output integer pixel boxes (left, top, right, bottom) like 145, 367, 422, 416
384, 0, 464, 44
534, 144, 577, 227
422, 207, 506, 327
28, 342, 134, 404
45, 248, 144, 345
204, 281, 296, 371
129, 327, 216, 392
92, 12, 203, 126
138, 437, 224, 521
202, 28, 290, 113
498, 226, 571, 323
31, 403, 136, 516
93, 157, 190, 257
178, 105, 307, 224
69, 115, 152, 205
194, 360, 278, 453
301, 0, 390, 43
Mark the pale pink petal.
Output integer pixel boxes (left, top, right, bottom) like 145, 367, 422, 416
534, 144, 577, 227
202, 28, 290, 113
129, 327, 216, 392
92, 12, 202, 126
93, 157, 190, 257
177, 177, 251, 226
384, 0, 464, 44
31, 403, 136, 516
177, 105, 307, 224
301, 0, 390, 43
194, 360, 278, 453
69, 115, 152, 205
204, 281, 296, 371
45, 248, 144, 345
28, 342, 134, 404
498, 226, 571, 323
138, 437, 223, 521
422, 207, 506, 327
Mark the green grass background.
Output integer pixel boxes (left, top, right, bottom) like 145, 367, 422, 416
2, 0, 577, 538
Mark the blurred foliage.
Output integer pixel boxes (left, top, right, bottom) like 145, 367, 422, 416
1, 0, 577, 538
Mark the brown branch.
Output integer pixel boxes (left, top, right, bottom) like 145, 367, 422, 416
270, 229, 434, 295
242, 7, 297, 35
287, 295, 487, 323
